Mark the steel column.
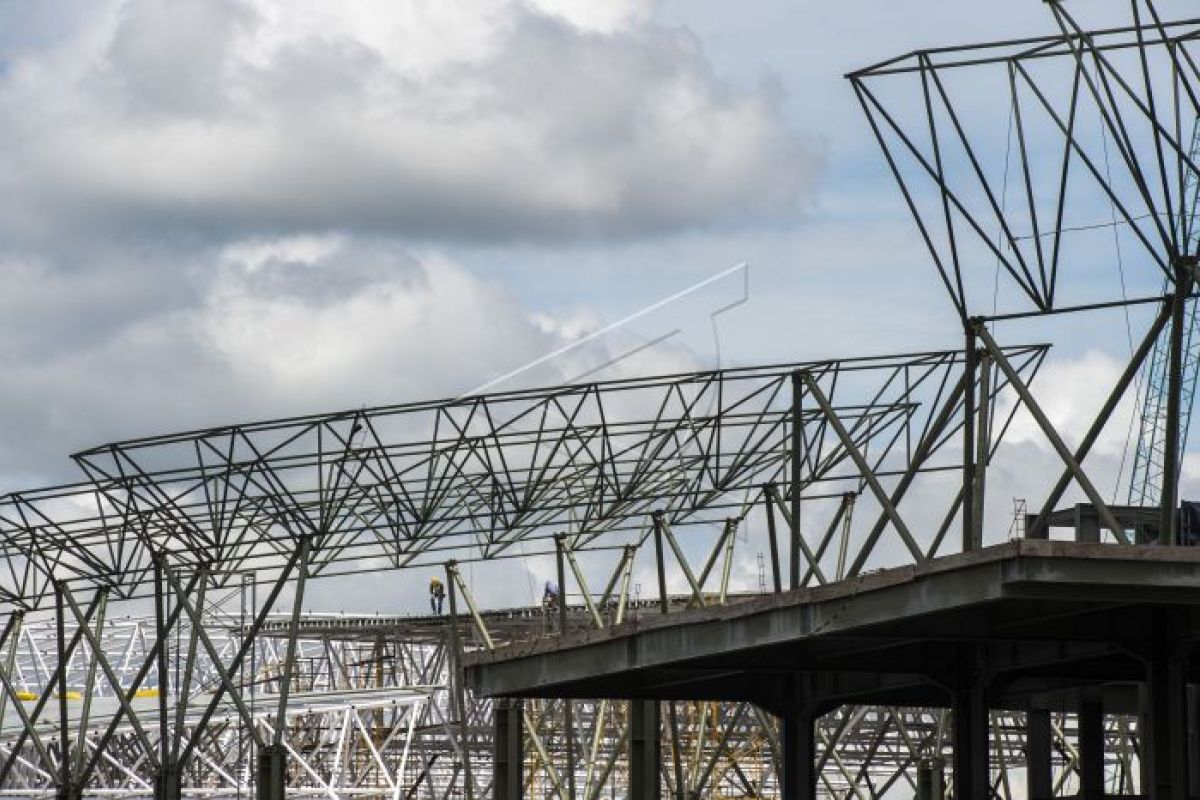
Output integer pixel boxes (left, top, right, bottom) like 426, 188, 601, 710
952, 653, 988, 800
915, 758, 945, 800
554, 536, 577, 800
764, 487, 782, 592
1144, 613, 1188, 799
652, 513, 669, 614
493, 698, 524, 800
445, 561, 476, 800
779, 711, 816, 800
963, 326, 978, 552
1078, 697, 1104, 800
630, 701, 661, 800
1025, 708, 1052, 800
790, 371, 803, 590
1161, 264, 1193, 544
256, 745, 286, 800
54, 585, 74, 800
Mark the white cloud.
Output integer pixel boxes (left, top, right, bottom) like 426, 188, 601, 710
997, 350, 1137, 459
0, 0, 815, 246
0, 237, 704, 485
526, 0, 651, 34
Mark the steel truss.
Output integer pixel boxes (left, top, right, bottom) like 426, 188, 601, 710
0, 2, 1193, 798
1, 347, 1045, 610
0, 344, 1054, 797
849, 1, 1200, 321
0, 603, 1136, 799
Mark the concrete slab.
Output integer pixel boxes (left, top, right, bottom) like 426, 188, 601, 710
465, 540, 1200, 712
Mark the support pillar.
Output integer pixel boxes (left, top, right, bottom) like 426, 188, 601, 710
630, 701, 661, 800
1025, 709, 1052, 800
1144, 615, 1188, 799
154, 761, 181, 800
553, 537, 577, 800
916, 758, 945, 800
445, 562, 476, 800
779, 711, 816, 800
494, 699, 524, 800
54, 585, 77, 800
256, 744, 286, 800
952, 652, 988, 800
1078, 697, 1104, 800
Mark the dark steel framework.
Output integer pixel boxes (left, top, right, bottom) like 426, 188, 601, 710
0, 345, 1045, 798
1, 347, 1044, 610
0, 0, 1196, 797
851, 0, 1200, 544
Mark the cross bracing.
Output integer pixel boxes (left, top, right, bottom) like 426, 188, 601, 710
0, 608, 1148, 798
850, 6, 1200, 320
0, 346, 1045, 611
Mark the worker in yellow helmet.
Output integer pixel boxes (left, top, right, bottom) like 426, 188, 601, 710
429, 576, 445, 615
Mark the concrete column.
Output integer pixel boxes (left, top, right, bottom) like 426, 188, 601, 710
630, 701, 661, 800
1078, 698, 1103, 800
1025, 709, 1052, 800
256, 744, 286, 800
952, 679, 988, 799
494, 699, 524, 800
780, 711, 816, 800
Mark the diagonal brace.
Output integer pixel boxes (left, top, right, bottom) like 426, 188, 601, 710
59, 584, 160, 770
801, 373, 926, 565
973, 322, 1130, 543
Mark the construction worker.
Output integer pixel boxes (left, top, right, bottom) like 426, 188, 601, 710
542, 580, 560, 612
429, 576, 445, 615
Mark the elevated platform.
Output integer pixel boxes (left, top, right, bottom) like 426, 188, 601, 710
466, 540, 1200, 798
466, 540, 1200, 707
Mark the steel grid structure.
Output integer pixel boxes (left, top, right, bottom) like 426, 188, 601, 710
0, 604, 1140, 800
0, 347, 1045, 610
0, 345, 1051, 799
0, 1, 1195, 798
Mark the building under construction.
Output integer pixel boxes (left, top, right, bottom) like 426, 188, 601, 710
1, 1, 1199, 799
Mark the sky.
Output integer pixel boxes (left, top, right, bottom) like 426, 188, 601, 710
1, 0, 1198, 612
